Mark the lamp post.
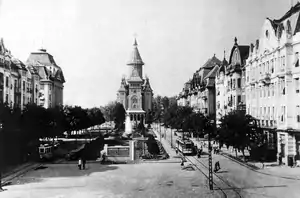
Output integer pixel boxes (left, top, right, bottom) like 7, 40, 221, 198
0, 122, 4, 192
208, 119, 214, 190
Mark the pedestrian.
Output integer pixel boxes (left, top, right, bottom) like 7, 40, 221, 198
82, 156, 87, 170
78, 157, 82, 170
102, 152, 106, 163
214, 161, 221, 173
181, 157, 185, 167
197, 149, 201, 158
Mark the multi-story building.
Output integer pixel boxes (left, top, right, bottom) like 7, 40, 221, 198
117, 39, 153, 125
215, 38, 249, 125
177, 55, 221, 117
0, 38, 65, 110
245, 3, 300, 165
26, 48, 65, 109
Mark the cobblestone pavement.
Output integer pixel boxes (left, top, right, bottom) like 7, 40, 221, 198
155, 124, 300, 198
0, 161, 223, 198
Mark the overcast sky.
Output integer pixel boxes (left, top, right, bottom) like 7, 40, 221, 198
0, 0, 291, 108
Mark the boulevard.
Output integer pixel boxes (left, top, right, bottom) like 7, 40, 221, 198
154, 123, 300, 198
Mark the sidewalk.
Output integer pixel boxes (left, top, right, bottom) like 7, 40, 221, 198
2, 162, 42, 186
152, 128, 180, 159
190, 138, 300, 180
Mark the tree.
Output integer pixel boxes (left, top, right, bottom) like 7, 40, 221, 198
217, 110, 266, 159
113, 103, 126, 130
101, 101, 116, 122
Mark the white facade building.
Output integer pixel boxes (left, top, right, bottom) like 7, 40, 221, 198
245, 4, 300, 165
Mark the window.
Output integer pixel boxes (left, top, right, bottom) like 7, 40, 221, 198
268, 107, 270, 119
281, 106, 286, 122
23, 81, 25, 91
267, 61, 269, 73
237, 95, 241, 104
295, 52, 299, 67
297, 105, 300, 122
237, 78, 241, 88
5, 76, 8, 87
271, 59, 274, 73
295, 78, 299, 93
273, 106, 275, 120
282, 56, 286, 67
233, 79, 236, 89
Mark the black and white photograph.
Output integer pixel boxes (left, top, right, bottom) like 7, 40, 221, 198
0, 0, 300, 197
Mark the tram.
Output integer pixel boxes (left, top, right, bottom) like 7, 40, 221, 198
175, 138, 195, 155
38, 144, 54, 161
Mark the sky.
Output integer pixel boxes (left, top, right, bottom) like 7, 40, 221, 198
0, 0, 292, 108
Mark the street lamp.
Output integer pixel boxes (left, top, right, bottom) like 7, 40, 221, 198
208, 119, 214, 190
0, 121, 4, 192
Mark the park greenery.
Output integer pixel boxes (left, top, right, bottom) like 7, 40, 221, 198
0, 102, 105, 168
151, 95, 267, 160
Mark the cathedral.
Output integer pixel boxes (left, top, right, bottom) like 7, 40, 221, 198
117, 39, 153, 125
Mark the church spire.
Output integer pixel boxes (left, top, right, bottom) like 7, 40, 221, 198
127, 38, 144, 66
133, 38, 138, 46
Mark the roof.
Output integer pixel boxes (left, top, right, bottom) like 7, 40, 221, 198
273, 2, 300, 23
26, 49, 61, 69
204, 65, 219, 80
201, 55, 221, 69
229, 44, 249, 65
127, 39, 144, 66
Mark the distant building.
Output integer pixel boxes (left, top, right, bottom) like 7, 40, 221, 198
245, 3, 300, 164
177, 55, 221, 117
0, 38, 65, 110
117, 39, 153, 125
26, 48, 65, 108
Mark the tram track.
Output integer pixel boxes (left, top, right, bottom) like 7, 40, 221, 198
185, 155, 243, 198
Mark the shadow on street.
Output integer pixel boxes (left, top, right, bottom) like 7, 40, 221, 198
5, 163, 118, 186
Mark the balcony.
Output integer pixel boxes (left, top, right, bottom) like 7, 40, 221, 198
262, 73, 271, 85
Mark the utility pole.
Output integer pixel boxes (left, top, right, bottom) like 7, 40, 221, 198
208, 119, 214, 190
170, 128, 173, 148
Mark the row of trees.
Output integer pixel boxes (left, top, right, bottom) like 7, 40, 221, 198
0, 103, 105, 167
152, 98, 267, 160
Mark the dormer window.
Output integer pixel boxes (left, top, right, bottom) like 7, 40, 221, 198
265, 30, 269, 38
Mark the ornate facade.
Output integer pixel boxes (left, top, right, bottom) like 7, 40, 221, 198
215, 38, 249, 125
117, 39, 153, 126
245, 3, 300, 165
177, 55, 221, 117
0, 38, 65, 110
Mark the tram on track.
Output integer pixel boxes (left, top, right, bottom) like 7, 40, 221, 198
175, 138, 195, 155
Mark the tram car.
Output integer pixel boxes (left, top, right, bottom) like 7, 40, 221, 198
175, 138, 195, 155
38, 144, 54, 161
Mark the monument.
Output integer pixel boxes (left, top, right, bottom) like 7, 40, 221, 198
117, 38, 153, 135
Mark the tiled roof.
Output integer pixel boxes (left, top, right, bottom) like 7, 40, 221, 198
201, 55, 221, 69
204, 65, 219, 80
127, 39, 144, 66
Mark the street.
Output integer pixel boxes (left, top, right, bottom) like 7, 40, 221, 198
1, 160, 222, 198
154, 123, 300, 198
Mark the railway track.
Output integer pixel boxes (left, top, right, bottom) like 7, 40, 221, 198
185, 155, 243, 198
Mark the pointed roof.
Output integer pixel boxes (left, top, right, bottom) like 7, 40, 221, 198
127, 39, 144, 66
201, 54, 221, 69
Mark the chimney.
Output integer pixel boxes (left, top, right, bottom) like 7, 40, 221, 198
250, 43, 254, 52
256, 39, 259, 50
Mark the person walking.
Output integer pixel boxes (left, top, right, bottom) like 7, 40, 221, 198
214, 161, 221, 173
82, 156, 87, 170
78, 157, 82, 170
